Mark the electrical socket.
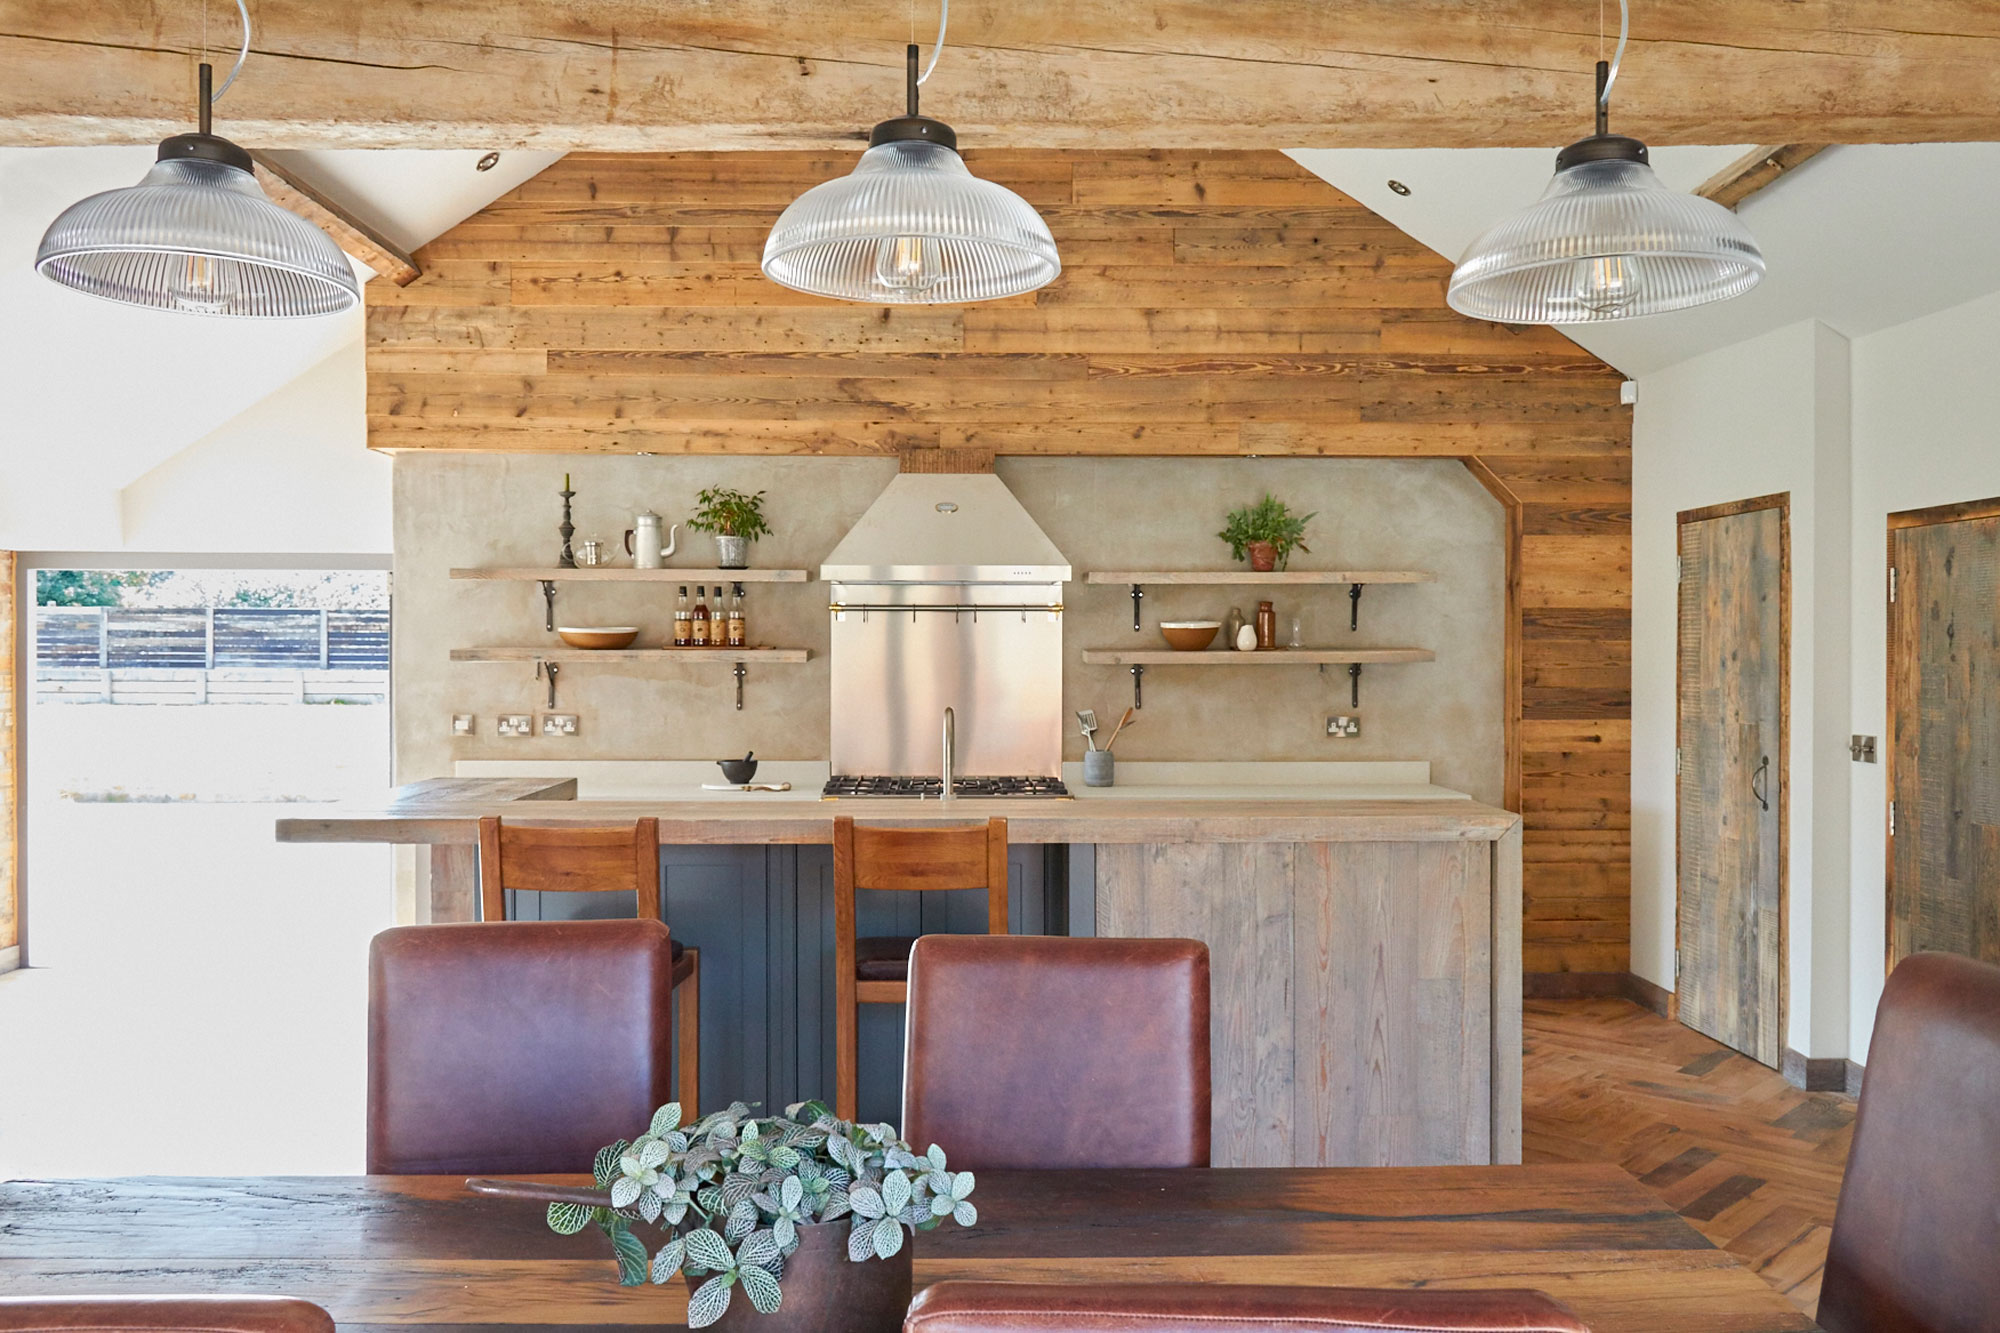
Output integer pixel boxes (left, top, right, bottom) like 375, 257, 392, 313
451, 713, 475, 735
540, 713, 579, 737
1326, 715, 1361, 738
496, 714, 534, 737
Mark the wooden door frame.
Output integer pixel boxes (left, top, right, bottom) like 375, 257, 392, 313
1884, 494, 2000, 976
1673, 493, 1789, 1048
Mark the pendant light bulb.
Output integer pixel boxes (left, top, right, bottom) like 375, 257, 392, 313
762, 3, 1059, 305
876, 235, 941, 293
34, 2, 360, 319
1447, 1, 1763, 324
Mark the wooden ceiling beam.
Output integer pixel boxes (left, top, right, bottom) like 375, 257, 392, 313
5, 3, 2000, 151
249, 155, 420, 286
1695, 144, 1832, 210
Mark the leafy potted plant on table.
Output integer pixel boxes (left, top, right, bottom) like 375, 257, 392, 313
1218, 493, 1315, 572
689, 489, 772, 570
471, 1100, 977, 1333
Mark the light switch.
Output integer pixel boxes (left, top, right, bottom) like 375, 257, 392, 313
1850, 734, 1878, 763
451, 713, 475, 735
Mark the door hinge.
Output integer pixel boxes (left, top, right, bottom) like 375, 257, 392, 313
1889, 801, 1896, 836
1888, 567, 1897, 603
1674, 947, 1681, 977
1675, 746, 1683, 776
1676, 555, 1683, 584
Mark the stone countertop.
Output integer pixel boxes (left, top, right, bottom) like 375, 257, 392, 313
275, 769, 1519, 847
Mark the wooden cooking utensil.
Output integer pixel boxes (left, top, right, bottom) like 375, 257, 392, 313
1104, 706, 1136, 751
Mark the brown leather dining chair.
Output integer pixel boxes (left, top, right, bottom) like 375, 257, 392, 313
833, 815, 1009, 1122
1817, 950, 2000, 1333
477, 815, 698, 1115
367, 918, 676, 1174
0, 1298, 335, 1333
902, 934, 1211, 1168
904, 1282, 1591, 1333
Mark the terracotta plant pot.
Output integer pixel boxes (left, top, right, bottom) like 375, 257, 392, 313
1246, 541, 1278, 572
687, 1219, 912, 1333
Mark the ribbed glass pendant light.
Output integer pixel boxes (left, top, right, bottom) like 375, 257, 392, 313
36, 2, 360, 318
761, 1, 1059, 304
1447, 0, 1764, 324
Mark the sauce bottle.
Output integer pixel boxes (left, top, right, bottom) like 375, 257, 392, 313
1255, 600, 1276, 650
691, 586, 710, 647
673, 586, 691, 647
726, 583, 746, 649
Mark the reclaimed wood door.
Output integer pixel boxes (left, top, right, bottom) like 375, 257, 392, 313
1889, 501, 2000, 969
1676, 498, 1786, 1067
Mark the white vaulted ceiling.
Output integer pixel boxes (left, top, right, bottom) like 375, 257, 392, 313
0, 146, 560, 548
1288, 143, 2000, 377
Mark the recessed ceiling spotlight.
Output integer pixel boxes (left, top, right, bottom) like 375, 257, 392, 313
1387, 180, 1412, 196
476, 152, 501, 172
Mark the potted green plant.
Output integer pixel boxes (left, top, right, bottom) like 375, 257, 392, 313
689, 489, 772, 570
1218, 493, 1315, 571
526, 1100, 977, 1332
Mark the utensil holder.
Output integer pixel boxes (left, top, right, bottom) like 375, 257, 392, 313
1083, 750, 1114, 787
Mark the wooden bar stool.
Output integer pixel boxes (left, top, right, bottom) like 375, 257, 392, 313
477, 816, 698, 1114
833, 815, 1007, 1122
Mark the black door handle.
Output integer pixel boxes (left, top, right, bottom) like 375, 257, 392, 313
1751, 754, 1770, 811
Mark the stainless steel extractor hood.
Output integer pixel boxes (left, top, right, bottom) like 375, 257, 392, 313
824, 472, 1070, 779
819, 473, 1071, 585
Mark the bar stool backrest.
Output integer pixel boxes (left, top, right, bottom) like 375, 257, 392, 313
478, 817, 661, 922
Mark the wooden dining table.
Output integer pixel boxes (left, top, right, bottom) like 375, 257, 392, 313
0, 1166, 1815, 1333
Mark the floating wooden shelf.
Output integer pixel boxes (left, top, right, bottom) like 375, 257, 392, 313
451, 566, 811, 633
1087, 569, 1432, 634
1082, 646, 1432, 710
1085, 570, 1431, 585
451, 567, 809, 583
1080, 648, 1431, 666
452, 646, 809, 663
450, 643, 809, 710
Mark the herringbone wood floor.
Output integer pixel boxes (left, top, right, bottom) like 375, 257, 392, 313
1524, 998, 1855, 1316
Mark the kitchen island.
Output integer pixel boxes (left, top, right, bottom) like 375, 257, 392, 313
279, 773, 1520, 1169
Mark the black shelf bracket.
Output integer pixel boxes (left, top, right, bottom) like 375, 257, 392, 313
539, 580, 558, 633
1349, 582, 1363, 631
1129, 583, 1145, 632
734, 662, 747, 711
1129, 663, 1145, 710
535, 658, 560, 708
1349, 662, 1362, 707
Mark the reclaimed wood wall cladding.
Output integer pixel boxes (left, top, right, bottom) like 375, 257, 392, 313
364, 148, 1633, 982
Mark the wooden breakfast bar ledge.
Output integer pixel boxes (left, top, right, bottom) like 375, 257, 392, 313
279, 776, 1522, 1170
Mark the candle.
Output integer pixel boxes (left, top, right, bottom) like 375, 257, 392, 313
563, 472, 571, 491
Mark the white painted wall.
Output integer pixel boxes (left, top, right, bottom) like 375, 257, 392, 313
119, 341, 389, 554
1636, 286, 2000, 1067
1631, 319, 1851, 1058
1845, 286, 2000, 1061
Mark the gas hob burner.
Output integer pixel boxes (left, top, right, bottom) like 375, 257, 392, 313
822, 774, 1070, 800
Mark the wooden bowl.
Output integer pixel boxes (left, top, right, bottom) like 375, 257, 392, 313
556, 626, 639, 650
1159, 620, 1221, 651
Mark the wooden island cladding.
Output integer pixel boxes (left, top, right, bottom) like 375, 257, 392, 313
367, 149, 1631, 988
